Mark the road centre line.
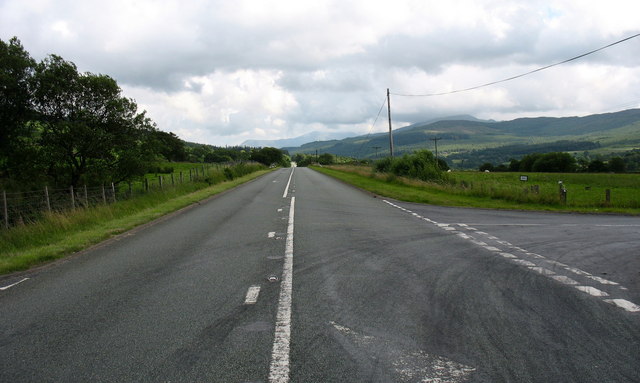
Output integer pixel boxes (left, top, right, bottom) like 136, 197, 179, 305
0, 278, 29, 291
244, 285, 261, 304
282, 168, 294, 198
269, 196, 295, 383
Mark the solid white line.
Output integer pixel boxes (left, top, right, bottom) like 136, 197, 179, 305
269, 196, 295, 383
0, 277, 29, 291
244, 285, 261, 304
282, 168, 295, 198
604, 299, 640, 312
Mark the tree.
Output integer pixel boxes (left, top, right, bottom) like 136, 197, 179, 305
0, 37, 36, 181
587, 159, 607, 173
531, 152, 576, 172
152, 131, 187, 162
607, 157, 625, 173
250, 147, 286, 166
479, 163, 494, 172
318, 153, 334, 165
32, 55, 157, 186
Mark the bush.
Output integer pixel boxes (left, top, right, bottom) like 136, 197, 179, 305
374, 150, 447, 182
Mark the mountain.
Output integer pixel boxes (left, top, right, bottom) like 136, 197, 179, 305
242, 130, 359, 148
283, 109, 640, 167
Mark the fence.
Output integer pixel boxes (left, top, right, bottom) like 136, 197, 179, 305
1, 164, 224, 229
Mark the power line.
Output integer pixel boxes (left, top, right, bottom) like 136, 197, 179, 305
356, 96, 388, 158
391, 32, 640, 97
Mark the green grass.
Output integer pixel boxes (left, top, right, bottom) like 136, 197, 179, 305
313, 165, 640, 214
0, 168, 273, 275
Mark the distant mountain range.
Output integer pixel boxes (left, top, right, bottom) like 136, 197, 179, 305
282, 109, 640, 168
242, 130, 359, 148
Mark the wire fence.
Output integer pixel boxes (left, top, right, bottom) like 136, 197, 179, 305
1, 164, 227, 229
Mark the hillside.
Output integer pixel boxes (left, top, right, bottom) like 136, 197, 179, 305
283, 109, 640, 167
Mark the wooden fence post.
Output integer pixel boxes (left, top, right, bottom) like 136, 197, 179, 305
70, 185, 76, 209
159, 175, 163, 190
605, 189, 611, 203
171, 173, 175, 186
180, 172, 183, 183
111, 183, 116, 203
84, 185, 88, 208
45, 186, 51, 213
102, 184, 107, 204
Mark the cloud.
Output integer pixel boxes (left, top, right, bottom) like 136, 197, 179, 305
1, 0, 639, 146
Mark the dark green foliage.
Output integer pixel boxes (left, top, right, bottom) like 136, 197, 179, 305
375, 150, 447, 182
607, 157, 625, 173
250, 147, 289, 167
318, 153, 334, 165
479, 163, 494, 172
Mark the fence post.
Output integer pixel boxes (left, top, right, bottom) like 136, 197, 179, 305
2, 190, 8, 229
45, 186, 51, 213
84, 185, 88, 208
129, 182, 133, 197
159, 175, 163, 190
189, 169, 192, 181
180, 172, 183, 183
102, 184, 107, 204
605, 189, 611, 203
145, 178, 149, 192
70, 185, 76, 209
111, 183, 116, 203
171, 173, 175, 186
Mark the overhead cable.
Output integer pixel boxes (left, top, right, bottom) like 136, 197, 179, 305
391, 32, 640, 97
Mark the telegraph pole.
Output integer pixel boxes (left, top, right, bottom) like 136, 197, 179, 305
431, 137, 441, 168
387, 88, 394, 158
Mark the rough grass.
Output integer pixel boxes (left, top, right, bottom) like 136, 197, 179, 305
0, 169, 273, 275
314, 165, 640, 214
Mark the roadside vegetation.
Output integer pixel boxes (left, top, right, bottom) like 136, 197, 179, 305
0, 165, 272, 275
314, 163, 640, 214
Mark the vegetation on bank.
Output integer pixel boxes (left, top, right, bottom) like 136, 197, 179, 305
314, 164, 640, 214
0, 167, 273, 275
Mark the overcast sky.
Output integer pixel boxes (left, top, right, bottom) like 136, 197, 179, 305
2, 0, 639, 146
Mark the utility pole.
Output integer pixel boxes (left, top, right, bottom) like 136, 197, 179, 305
372, 146, 382, 158
431, 137, 441, 168
387, 88, 394, 158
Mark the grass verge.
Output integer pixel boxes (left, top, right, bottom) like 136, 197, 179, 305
0, 169, 273, 275
312, 165, 640, 215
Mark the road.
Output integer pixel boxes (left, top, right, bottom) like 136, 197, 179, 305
1, 167, 639, 382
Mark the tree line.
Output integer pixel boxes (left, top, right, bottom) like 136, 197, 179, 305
1, 37, 288, 191
479, 152, 627, 173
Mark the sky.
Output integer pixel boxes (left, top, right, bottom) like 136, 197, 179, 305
1, 0, 639, 146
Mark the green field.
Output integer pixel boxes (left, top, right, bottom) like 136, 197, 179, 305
315, 165, 640, 214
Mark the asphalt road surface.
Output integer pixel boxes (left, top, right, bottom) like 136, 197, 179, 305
1, 167, 639, 382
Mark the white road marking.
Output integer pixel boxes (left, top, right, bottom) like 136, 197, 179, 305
604, 299, 640, 312
575, 286, 609, 297
585, 275, 619, 285
0, 278, 29, 291
380, 200, 637, 313
528, 267, 556, 275
512, 259, 536, 267
269, 196, 295, 383
551, 275, 578, 285
268, 232, 276, 238
244, 285, 261, 304
278, 208, 283, 212
282, 168, 295, 198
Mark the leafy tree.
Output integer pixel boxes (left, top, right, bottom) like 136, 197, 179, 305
0, 37, 36, 181
479, 163, 494, 172
152, 131, 187, 162
318, 153, 334, 165
530, 152, 576, 172
250, 147, 287, 166
587, 159, 607, 173
31, 55, 157, 186
607, 157, 625, 173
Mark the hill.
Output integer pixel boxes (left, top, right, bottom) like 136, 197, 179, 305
283, 109, 640, 167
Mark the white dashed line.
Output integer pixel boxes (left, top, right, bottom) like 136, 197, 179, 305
604, 299, 640, 312
575, 286, 609, 297
244, 285, 261, 304
551, 275, 579, 285
268, 232, 276, 238
381, 200, 640, 314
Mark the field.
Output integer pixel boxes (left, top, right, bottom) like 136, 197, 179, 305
316, 165, 640, 214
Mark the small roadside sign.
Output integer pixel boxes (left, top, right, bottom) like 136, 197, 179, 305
520, 175, 528, 181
